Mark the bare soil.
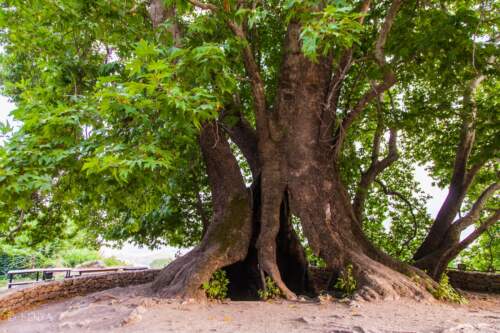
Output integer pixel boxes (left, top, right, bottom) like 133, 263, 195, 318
1, 283, 498, 333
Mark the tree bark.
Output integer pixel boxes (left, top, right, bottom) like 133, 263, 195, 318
151, 122, 253, 298
412, 74, 498, 279
153, 0, 438, 301
224, 178, 311, 300
254, 9, 433, 300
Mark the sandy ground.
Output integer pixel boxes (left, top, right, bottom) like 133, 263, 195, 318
1, 284, 499, 333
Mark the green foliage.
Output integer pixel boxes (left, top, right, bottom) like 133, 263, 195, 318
431, 274, 467, 304
304, 246, 326, 268
457, 223, 499, 272
102, 256, 128, 267
149, 258, 172, 269
0, 0, 497, 274
0, 245, 50, 277
258, 276, 282, 300
298, 4, 365, 60
202, 269, 229, 300
60, 248, 101, 268
291, 215, 326, 267
334, 264, 357, 297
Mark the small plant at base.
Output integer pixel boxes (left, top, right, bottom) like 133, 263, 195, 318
334, 263, 357, 297
431, 274, 467, 304
0, 310, 13, 321
202, 269, 229, 300
258, 276, 282, 300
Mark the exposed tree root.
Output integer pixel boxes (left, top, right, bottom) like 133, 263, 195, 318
350, 252, 432, 302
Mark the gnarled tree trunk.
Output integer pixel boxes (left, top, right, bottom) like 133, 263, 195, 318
413, 74, 499, 280
152, 122, 310, 299
151, 122, 253, 298
151, 0, 437, 301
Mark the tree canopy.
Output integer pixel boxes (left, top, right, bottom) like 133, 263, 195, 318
0, 0, 498, 299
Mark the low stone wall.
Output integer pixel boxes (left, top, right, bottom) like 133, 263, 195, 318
447, 270, 500, 293
310, 267, 500, 294
0, 269, 160, 315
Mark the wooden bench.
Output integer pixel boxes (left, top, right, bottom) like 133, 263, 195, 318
7, 268, 72, 288
7, 266, 149, 288
71, 266, 149, 276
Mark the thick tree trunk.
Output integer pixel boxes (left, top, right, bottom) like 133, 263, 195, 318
151, 0, 435, 301
252, 21, 434, 301
413, 75, 496, 280
414, 208, 500, 280
152, 123, 310, 299
225, 179, 310, 300
151, 122, 253, 298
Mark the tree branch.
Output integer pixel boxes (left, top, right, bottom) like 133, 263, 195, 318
227, 21, 267, 131
0, 210, 25, 241
453, 179, 500, 232
374, 179, 418, 246
185, 0, 267, 129
452, 209, 500, 258
448, 74, 486, 191
353, 111, 399, 223
220, 101, 260, 177
333, 0, 403, 157
465, 159, 487, 188
321, 0, 372, 139
186, 0, 217, 11
148, 0, 182, 45
414, 73, 488, 261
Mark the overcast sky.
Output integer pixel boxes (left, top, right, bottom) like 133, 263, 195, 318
0, 95, 13, 123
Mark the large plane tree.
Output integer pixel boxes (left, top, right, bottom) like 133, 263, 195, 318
0, 0, 498, 301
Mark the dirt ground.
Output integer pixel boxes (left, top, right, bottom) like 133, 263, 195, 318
1, 283, 499, 333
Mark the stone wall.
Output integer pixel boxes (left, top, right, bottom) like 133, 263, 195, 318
0, 269, 160, 315
447, 270, 500, 293
310, 267, 500, 294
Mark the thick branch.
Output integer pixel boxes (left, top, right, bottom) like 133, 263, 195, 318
221, 108, 260, 177
321, 0, 372, 139
465, 160, 486, 188
448, 74, 486, 194
451, 209, 500, 259
227, 21, 267, 131
373, 0, 403, 66
333, 0, 403, 157
414, 74, 487, 260
188, 0, 267, 130
353, 121, 399, 222
453, 180, 500, 232
148, 0, 182, 44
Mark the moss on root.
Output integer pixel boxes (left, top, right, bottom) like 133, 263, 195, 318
213, 192, 252, 249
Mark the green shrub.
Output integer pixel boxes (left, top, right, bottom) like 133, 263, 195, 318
60, 248, 101, 267
149, 258, 172, 269
0, 245, 49, 278
431, 274, 466, 304
334, 263, 357, 297
258, 276, 282, 300
202, 270, 229, 300
103, 256, 128, 267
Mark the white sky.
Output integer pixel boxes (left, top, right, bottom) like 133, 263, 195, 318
0, 95, 13, 123
1, 96, 460, 266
